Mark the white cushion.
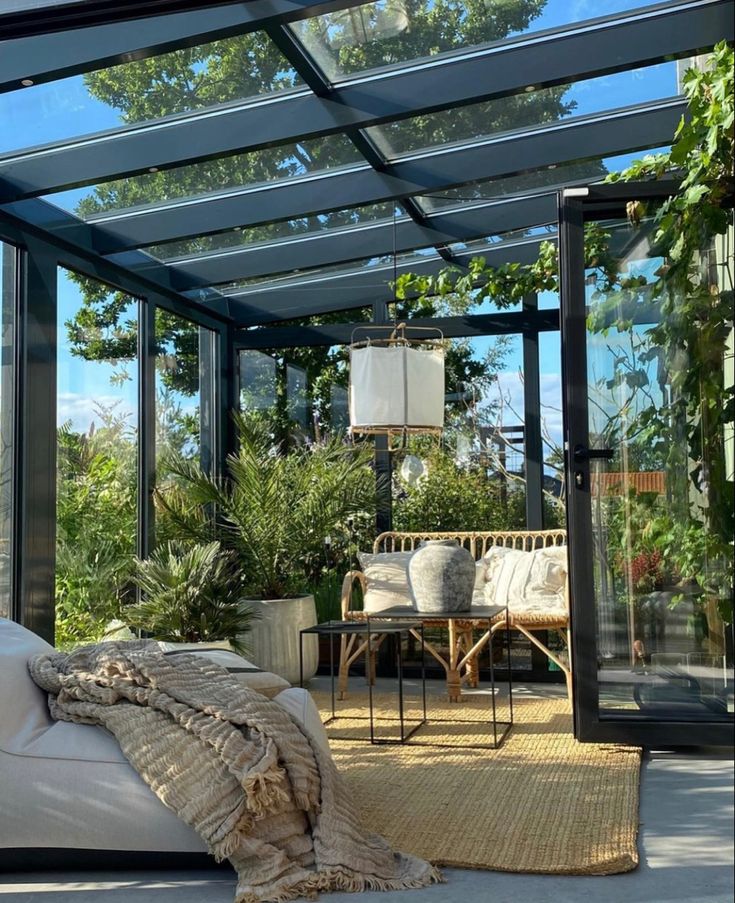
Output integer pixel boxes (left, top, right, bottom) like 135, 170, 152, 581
483, 546, 568, 615
358, 551, 413, 612
472, 559, 488, 605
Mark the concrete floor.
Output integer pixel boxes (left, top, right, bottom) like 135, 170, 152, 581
1, 681, 733, 903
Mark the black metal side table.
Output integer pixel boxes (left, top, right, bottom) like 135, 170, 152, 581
367, 606, 514, 749
299, 620, 426, 744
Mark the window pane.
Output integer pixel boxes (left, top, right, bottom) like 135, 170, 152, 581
56, 268, 138, 648
415, 147, 670, 213
289, 0, 667, 83
367, 62, 679, 159
43, 135, 364, 218
0, 241, 16, 619
0, 32, 302, 155
154, 310, 216, 544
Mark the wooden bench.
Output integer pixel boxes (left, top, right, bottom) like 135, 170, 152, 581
339, 528, 571, 701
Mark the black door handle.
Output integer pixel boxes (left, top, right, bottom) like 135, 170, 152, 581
573, 444, 615, 463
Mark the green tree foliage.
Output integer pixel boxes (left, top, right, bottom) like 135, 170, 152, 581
55, 405, 137, 648
155, 415, 379, 599
393, 446, 526, 532
66, 0, 604, 398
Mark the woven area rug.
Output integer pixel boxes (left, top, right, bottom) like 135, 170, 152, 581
311, 689, 641, 876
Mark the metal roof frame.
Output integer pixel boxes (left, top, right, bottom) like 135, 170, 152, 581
74, 98, 685, 253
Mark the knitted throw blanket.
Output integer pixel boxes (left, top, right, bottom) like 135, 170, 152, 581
29, 641, 439, 903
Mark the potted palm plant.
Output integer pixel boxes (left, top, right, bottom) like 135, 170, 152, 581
125, 540, 257, 654
156, 415, 376, 682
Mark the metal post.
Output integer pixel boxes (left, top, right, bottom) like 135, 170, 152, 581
523, 293, 544, 530
17, 236, 57, 643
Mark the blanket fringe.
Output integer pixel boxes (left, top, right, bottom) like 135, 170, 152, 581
242, 768, 290, 818
234, 862, 443, 903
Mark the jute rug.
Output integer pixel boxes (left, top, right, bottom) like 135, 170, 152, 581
311, 689, 641, 876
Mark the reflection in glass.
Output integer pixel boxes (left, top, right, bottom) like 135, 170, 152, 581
240, 349, 277, 412
287, 363, 309, 429
368, 63, 678, 159
290, 0, 661, 83
46, 134, 364, 219
0, 32, 302, 155
148, 202, 401, 262
55, 268, 139, 648
584, 218, 734, 719
155, 310, 205, 466
415, 148, 670, 213
0, 242, 15, 618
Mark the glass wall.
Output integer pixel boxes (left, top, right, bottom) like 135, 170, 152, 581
154, 310, 216, 545
0, 241, 15, 619
55, 267, 139, 648
581, 216, 734, 719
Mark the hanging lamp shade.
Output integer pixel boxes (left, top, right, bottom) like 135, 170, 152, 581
349, 325, 445, 437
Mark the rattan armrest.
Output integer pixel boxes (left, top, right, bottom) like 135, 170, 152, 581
341, 570, 367, 619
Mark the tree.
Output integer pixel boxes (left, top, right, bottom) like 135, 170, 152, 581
66, 0, 605, 396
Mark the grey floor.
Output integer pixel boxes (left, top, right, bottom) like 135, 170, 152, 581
1, 680, 733, 903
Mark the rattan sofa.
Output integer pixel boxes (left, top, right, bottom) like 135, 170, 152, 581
339, 529, 571, 701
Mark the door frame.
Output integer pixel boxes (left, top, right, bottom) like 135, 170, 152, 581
558, 182, 734, 747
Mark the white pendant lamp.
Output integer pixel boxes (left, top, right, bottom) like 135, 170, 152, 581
348, 323, 445, 438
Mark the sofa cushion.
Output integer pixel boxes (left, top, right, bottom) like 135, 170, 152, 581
0, 618, 55, 751
358, 551, 413, 612
483, 545, 568, 615
157, 642, 290, 697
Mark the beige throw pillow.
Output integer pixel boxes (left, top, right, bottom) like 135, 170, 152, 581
157, 642, 291, 697
483, 545, 568, 615
358, 551, 414, 612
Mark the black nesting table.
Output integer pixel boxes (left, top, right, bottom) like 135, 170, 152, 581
367, 606, 514, 749
299, 619, 426, 744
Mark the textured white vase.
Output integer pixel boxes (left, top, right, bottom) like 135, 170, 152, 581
244, 595, 318, 684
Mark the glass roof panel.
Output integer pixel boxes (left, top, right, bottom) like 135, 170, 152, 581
367, 61, 679, 159
414, 147, 671, 213
0, 31, 302, 155
43, 134, 364, 218
288, 0, 667, 83
146, 202, 404, 261
207, 246, 440, 295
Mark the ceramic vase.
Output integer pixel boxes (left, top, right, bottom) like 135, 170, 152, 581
408, 540, 475, 613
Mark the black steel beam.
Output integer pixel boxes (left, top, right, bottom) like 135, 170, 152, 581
0, 198, 232, 323
225, 236, 548, 325
155, 194, 558, 288
0, 2, 365, 92
0, 0, 368, 40
70, 99, 685, 252
1, 0, 729, 202
234, 308, 560, 349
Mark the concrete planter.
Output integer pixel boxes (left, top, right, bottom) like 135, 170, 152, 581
244, 594, 318, 684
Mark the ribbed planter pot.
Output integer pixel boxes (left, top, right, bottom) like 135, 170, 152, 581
408, 540, 475, 613
244, 595, 318, 684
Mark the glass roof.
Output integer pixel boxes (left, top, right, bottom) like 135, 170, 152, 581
0, 0, 723, 327
287, 0, 666, 84
0, 31, 302, 156
44, 134, 364, 218
368, 61, 680, 159
146, 202, 404, 262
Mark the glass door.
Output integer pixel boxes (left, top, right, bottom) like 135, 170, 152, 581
560, 185, 734, 746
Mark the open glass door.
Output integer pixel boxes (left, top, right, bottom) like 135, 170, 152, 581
560, 184, 734, 746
